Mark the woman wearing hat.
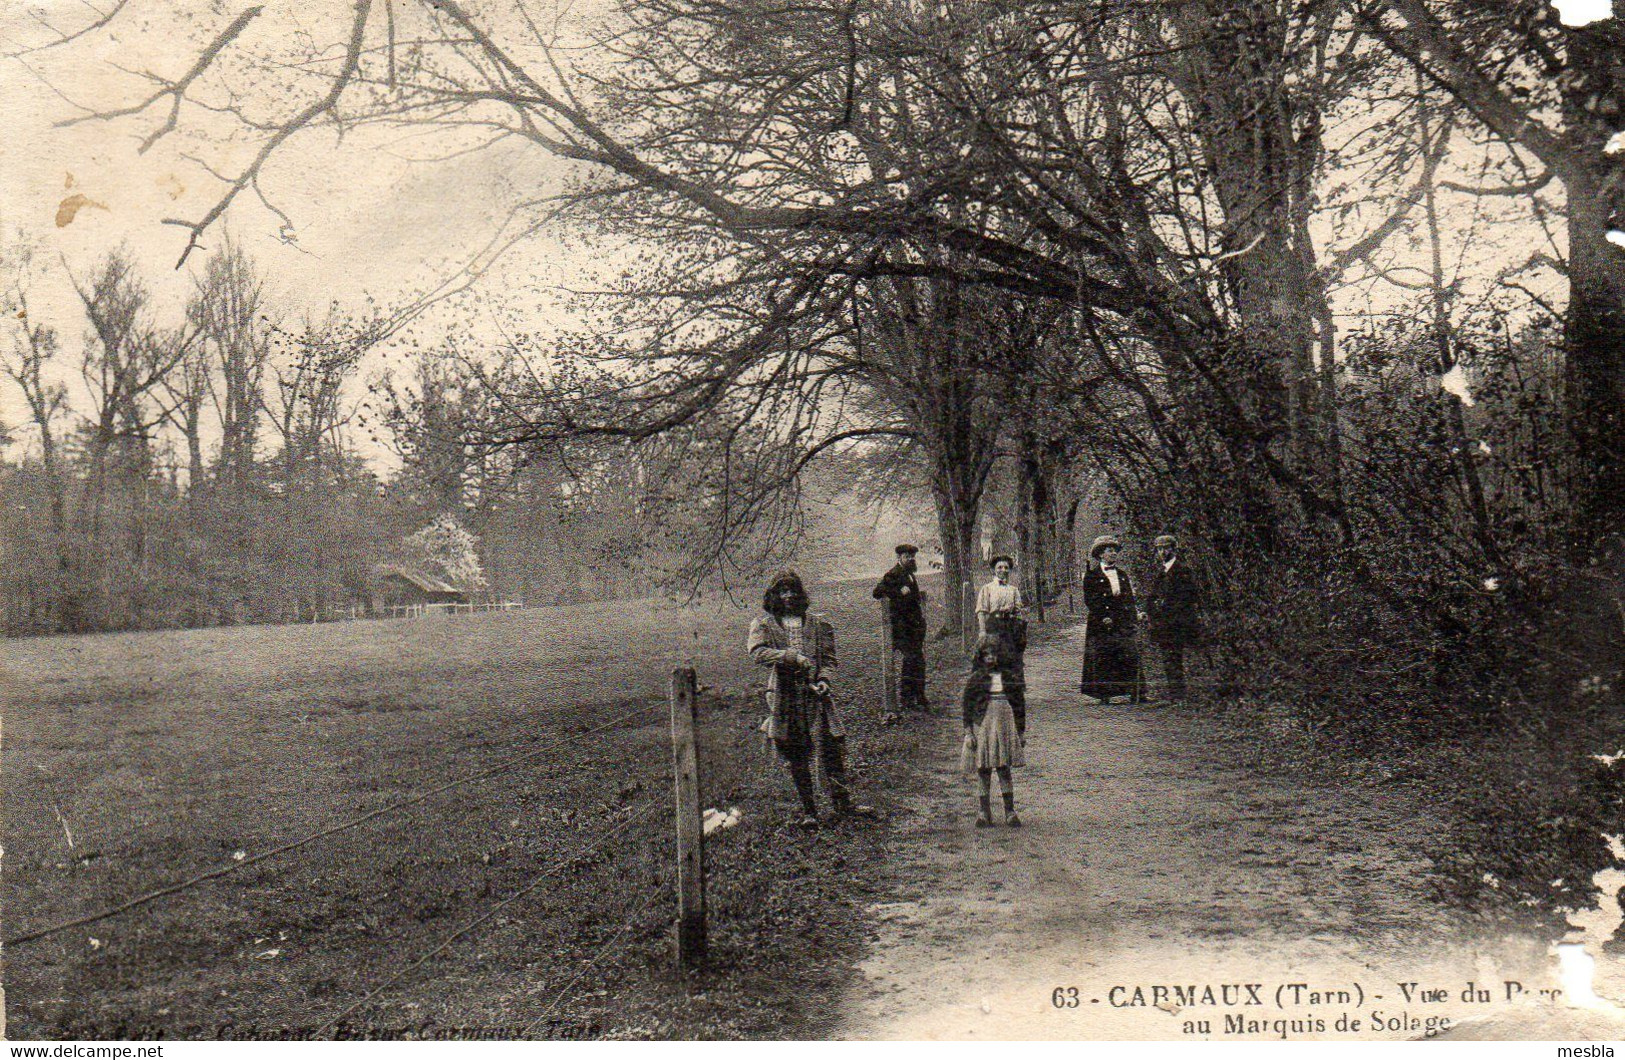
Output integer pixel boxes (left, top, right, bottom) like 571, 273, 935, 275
1078, 536, 1147, 703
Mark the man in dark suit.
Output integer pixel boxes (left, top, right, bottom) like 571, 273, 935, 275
873, 543, 929, 711
1144, 533, 1203, 702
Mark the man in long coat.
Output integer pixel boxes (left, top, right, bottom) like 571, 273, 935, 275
1144, 533, 1203, 702
1078, 535, 1146, 703
872, 543, 929, 712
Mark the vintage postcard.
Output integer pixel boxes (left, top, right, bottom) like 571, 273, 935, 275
2, 0, 1622, 1044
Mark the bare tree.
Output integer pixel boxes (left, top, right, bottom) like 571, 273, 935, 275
188, 238, 271, 489
262, 312, 375, 487
375, 348, 480, 517
27, 0, 1605, 608
72, 252, 188, 549
1, 246, 74, 618
18, 3, 1359, 540
159, 326, 211, 491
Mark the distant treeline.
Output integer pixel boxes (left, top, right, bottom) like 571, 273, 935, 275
0, 244, 812, 636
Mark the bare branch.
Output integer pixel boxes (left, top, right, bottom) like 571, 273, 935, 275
54, 6, 265, 153
790, 425, 914, 476
1321, 115, 1455, 284
1360, 0, 1578, 185
7, 0, 129, 59
162, 2, 373, 267
1438, 170, 1555, 197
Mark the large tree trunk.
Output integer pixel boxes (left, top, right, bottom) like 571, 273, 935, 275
1017, 432, 1048, 622
181, 404, 206, 497
1169, 0, 1341, 536
1565, 187, 1625, 540
933, 485, 979, 642
1561, 25, 1625, 543
1063, 496, 1081, 607
871, 273, 1002, 639
1015, 452, 1032, 612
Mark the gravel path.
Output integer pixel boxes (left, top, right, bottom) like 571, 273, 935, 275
839, 624, 1593, 1041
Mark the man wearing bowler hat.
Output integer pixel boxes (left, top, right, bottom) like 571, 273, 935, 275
873, 543, 930, 712
1144, 533, 1203, 702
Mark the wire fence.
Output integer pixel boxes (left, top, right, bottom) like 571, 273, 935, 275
369, 602, 526, 620
4, 703, 664, 948
319, 799, 665, 1037
265, 601, 528, 625
12, 591, 900, 1042
521, 880, 673, 1036
4, 674, 744, 1042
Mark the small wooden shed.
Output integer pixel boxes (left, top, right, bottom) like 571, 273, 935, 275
374, 565, 468, 609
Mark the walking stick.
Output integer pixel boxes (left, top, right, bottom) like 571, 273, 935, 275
1076, 606, 1090, 703
1199, 637, 1220, 698
1134, 621, 1148, 704
879, 598, 899, 726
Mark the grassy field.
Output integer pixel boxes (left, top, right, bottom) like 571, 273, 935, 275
2, 577, 954, 1040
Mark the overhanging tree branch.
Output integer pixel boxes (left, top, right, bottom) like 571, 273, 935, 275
1360, 0, 1579, 185
790, 425, 914, 476
55, 6, 265, 152
155, 2, 371, 267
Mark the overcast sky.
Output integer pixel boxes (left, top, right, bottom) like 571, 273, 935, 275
2, 1, 596, 309
1, 0, 611, 472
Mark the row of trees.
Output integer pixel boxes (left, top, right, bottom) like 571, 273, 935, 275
1, 240, 388, 632
1, 243, 766, 634
272, 0, 1605, 658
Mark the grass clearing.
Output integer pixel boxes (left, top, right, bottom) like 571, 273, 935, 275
3, 578, 955, 1039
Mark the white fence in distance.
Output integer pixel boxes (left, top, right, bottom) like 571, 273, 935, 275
368, 601, 526, 621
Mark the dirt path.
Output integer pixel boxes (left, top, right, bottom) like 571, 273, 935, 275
840, 624, 1600, 1041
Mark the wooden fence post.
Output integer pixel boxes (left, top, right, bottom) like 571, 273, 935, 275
670, 666, 706, 968
879, 599, 897, 720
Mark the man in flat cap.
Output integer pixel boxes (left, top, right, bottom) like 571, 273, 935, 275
1144, 533, 1203, 702
873, 543, 930, 712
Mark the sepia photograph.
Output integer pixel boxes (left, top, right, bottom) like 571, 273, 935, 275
1, 0, 1622, 1044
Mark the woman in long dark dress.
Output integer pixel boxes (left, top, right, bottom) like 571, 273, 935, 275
1078, 535, 1147, 703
